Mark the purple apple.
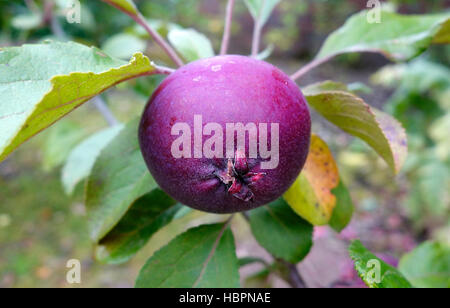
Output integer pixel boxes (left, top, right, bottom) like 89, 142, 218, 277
139, 55, 311, 213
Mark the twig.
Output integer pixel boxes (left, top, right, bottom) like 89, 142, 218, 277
273, 259, 307, 288
132, 12, 184, 67
285, 261, 307, 288
50, 13, 68, 41
154, 65, 176, 75
90, 65, 172, 126
290, 54, 335, 81
220, 0, 235, 55
102, 0, 184, 67
92, 97, 120, 127
251, 0, 267, 57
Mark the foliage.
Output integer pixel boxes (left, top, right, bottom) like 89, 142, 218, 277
167, 28, 215, 62
372, 58, 450, 222
135, 223, 240, 288
348, 240, 412, 288
303, 81, 408, 174
96, 189, 181, 265
317, 10, 450, 62
85, 118, 156, 242
0, 42, 156, 162
399, 241, 450, 288
284, 134, 340, 225
248, 199, 313, 264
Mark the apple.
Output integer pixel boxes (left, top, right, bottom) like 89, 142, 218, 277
139, 55, 310, 213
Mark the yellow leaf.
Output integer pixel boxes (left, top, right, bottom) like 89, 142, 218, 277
284, 134, 339, 225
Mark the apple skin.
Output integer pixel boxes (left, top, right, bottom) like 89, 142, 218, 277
139, 55, 311, 213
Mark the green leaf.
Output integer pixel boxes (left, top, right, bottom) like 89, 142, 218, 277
399, 241, 450, 288
416, 160, 450, 215
135, 223, 240, 288
430, 113, 450, 161
96, 189, 181, 264
42, 120, 86, 172
243, 268, 271, 288
303, 81, 408, 174
238, 257, 268, 267
349, 240, 413, 288
167, 28, 215, 63
329, 180, 354, 233
347, 82, 373, 95
101, 0, 138, 16
433, 18, 450, 43
244, 0, 281, 26
12, 13, 42, 30
86, 118, 156, 242
254, 44, 274, 60
317, 10, 450, 62
173, 206, 193, 220
248, 198, 313, 264
284, 134, 340, 225
62, 125, 124, 195
0, 41, 156, 163
102, 33, 146, 59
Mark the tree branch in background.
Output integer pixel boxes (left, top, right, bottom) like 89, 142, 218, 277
92, 97, 120, 127
276, 259, 307, 288
102, 0, 184, 67
251, 0, 267, 57
290, 54, 335, 81
89, 63, 174, 127
220, 0, 235, 55
285, 261, 307, 288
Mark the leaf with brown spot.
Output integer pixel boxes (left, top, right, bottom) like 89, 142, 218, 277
303, 81, 408, 174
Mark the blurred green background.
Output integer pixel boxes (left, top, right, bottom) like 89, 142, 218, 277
0, 0, 449, 287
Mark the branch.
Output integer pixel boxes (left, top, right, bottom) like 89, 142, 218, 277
133, 12, 184, 67
154, 65, 176, 75
251, 0, 267, 57
290, 54, 335, 81
102, 1, 184, 67
220, 0, 235, 55
275, 259, 307, 288
285, 261, 307, 288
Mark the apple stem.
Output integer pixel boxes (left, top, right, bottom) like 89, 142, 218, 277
220, 0, 236, 55
251, 0, 267, 57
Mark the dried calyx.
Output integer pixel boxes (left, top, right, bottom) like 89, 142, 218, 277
215, 150, 266, 202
